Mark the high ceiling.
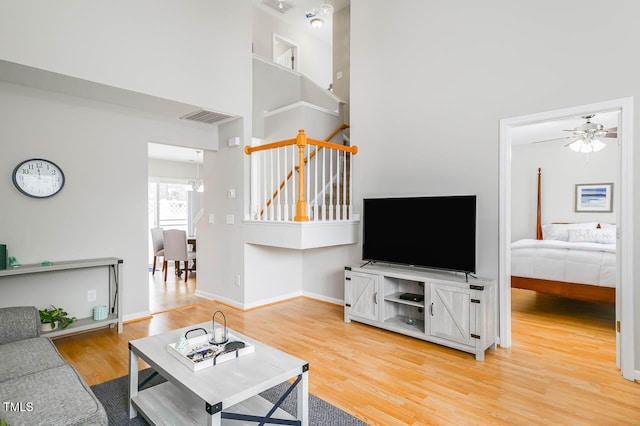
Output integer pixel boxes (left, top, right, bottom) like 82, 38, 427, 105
150, 1, 350, 163
254, 0, 350, 44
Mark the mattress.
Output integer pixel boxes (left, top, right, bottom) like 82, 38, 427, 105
511, 239, 616, 288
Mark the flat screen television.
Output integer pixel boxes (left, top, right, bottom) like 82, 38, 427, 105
362, 195, 476, 274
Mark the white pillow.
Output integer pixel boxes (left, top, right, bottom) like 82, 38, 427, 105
542, 222, 598, 242
600, 223, 616, 230
568, 228, 616, 244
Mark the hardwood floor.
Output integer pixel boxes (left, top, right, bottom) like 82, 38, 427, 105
148, 265, 206, 313
53, 288, 640, 425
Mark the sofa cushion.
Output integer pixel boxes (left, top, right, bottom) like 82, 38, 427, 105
0, 306, 40, 344
0, 337, 66, 382
0, 364, 107, 426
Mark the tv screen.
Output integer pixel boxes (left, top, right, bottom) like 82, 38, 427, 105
362, 195, 476, 273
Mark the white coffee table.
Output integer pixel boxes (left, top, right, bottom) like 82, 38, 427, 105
128, 322, 309, 425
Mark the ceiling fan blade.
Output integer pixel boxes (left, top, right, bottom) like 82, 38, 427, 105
602, 132, 618, 138
532, 136, 574, 144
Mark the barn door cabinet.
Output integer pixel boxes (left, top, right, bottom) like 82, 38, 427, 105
344, 264, 497, 360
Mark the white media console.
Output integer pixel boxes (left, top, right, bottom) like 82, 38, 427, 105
344, 263, 497, 360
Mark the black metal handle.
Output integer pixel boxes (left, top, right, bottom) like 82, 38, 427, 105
430, 302, 434, 316
185, 327, 208, 339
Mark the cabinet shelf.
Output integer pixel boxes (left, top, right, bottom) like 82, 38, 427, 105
384, 292, 425, 308
383, 315, 425, 333
41, 313, 119, 338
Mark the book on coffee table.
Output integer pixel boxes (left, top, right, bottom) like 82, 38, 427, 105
166, 332, 255, 372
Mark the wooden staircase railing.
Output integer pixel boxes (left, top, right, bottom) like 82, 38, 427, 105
245, 125, 357, 222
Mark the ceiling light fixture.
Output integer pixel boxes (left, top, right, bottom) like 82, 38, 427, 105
568, 138, 606, 153
188, 150, 204, 192
306, 2, 333, 28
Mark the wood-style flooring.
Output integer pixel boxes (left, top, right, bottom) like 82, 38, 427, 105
148, 265, 206, 313
53, 287, 640, 426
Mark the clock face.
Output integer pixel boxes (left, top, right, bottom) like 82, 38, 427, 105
12, 158, 65, 198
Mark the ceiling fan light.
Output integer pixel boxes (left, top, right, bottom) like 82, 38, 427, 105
579, 142, 593, 153
310, 17, 324, 28
568, 140, 583, 152
591, 139, 606, 152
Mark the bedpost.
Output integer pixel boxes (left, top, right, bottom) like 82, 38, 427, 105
536, 168, 542, 240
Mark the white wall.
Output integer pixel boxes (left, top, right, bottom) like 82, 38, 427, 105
511, 141, 618, 240
195, 118, 251, 307
302, 245, 354, 304
350, 0, 640, 371
148, 159, 198, 180
0, 1, 253, 322
0, 82, 214, 319
333, 5, 351, 124
244, 244, 303, 308
0, 0, 249, 115
252, 5, 332, 89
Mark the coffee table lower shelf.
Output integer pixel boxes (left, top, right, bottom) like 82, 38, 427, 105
131, 381, 296, 426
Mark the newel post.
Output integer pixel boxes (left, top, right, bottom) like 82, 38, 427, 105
295, 129, 309, 221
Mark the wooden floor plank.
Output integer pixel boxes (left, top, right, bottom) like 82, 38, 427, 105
53, 288, 640, 425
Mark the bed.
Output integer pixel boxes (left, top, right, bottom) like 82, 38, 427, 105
510, 168, 616, 304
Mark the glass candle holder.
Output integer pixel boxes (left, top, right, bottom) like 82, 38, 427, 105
210, 310, 228, 344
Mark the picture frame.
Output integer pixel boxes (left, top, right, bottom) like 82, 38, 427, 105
575, 183, 613, 212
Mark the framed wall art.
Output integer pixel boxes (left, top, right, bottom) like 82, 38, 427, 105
575, 183, 613, 212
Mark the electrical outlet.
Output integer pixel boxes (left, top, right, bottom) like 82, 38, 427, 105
209, 213, 215, 224
88, 289, 96, 302
235, 274, 241, 286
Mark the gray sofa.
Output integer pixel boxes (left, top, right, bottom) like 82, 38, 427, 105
0, 306, 108, 426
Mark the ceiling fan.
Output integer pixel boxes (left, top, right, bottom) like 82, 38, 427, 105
533, 114, 618, 153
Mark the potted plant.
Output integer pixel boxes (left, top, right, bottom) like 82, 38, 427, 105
39, 305, 77, 331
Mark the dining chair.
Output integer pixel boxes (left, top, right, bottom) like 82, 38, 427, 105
150, 227, 165, 276
162, 229, 196, 282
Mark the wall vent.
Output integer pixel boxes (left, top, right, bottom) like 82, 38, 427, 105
180, 109, 233, 125
261, 0, 294, 13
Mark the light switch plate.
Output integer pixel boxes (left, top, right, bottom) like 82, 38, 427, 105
209, 213, 215, 224
226, 214, 234, 225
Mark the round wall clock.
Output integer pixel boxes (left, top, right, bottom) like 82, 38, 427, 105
12, 158, 66, 198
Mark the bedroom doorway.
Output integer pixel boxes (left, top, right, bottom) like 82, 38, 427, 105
498, 98, 635, 381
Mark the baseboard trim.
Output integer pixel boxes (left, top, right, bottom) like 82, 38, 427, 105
192, 289, 344, 311
243, 291, 303, 310
123, 310, 151, 323
302, 291, 342, 306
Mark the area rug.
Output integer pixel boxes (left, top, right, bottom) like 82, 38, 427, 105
91, 368, 368, 425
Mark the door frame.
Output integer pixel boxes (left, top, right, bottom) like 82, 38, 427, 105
272, 33, 299, 72
498, 97, 635, 380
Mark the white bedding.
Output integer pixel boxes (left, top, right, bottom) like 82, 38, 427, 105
511, 239, 616, 288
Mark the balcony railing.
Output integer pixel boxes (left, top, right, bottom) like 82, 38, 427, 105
245, 126, 357, 222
